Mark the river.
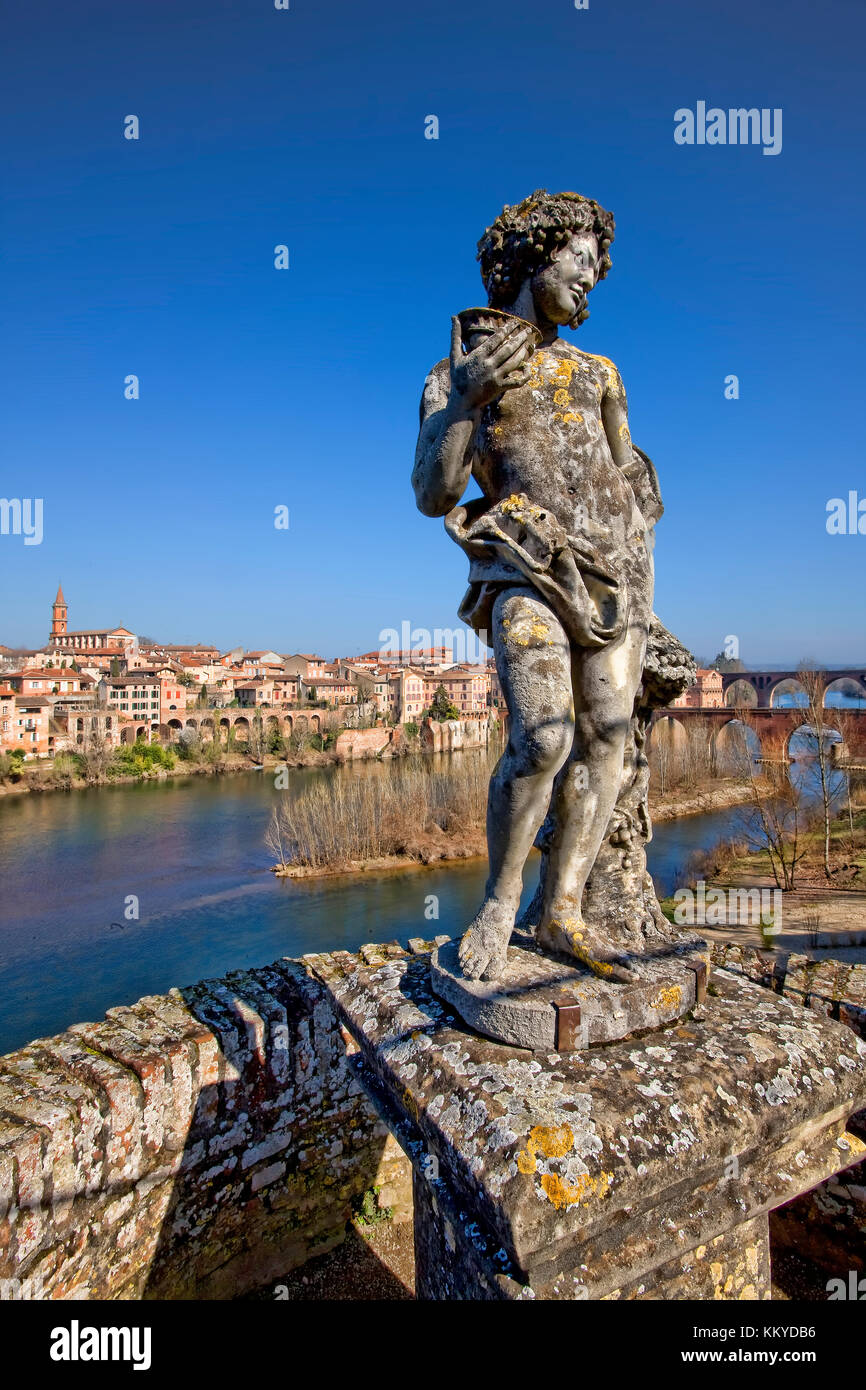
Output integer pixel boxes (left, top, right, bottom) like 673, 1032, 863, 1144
0, 757, 758, 1055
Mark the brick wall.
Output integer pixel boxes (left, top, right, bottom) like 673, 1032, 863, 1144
0, 957, 412, 1300
334, 727, 395, 760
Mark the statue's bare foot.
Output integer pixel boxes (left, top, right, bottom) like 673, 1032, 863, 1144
537, 912, 636, 984
458, 899, 515, 981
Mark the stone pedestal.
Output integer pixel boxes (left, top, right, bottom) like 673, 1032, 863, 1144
430, 934, 709, 1051
307, 940, 866, 1301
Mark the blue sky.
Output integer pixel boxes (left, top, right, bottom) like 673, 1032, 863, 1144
2, 0, 864, 664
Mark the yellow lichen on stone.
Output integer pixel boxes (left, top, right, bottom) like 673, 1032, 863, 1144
515, 1122, 575, 1176
540, 1169, 612, 1210
551, 357, 584, 386
650, 985, 682, 1012
553, 389, 571, 406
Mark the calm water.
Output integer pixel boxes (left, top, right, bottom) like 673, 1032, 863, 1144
0, 761, 778, 1054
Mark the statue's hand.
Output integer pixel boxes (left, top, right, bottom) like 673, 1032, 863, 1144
448, 316, 533, 412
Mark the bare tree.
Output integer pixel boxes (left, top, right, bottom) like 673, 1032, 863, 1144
731, 715, 809, 890
797, 663, 834, 878
265, 804, 291, 869
247, 710, 267, 762
77, 718, 113, 782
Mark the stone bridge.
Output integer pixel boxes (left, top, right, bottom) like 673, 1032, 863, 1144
119, 707, 324, 745
721, 668, 866, 709
649, 705, 866, 760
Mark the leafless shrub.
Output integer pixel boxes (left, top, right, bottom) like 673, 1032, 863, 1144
265, 755, 489, 870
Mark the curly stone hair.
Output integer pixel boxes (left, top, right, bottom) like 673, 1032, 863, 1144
477, 189, 615, 315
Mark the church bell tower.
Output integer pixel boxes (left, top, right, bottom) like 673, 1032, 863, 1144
51, 583, 68, 643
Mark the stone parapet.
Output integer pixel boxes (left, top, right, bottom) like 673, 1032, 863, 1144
308, 942, 866, 1300
0, 960, 411, 1300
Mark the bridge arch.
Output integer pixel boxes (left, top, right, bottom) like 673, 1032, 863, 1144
823, 677, 866, 709
724, 679, 758, 708
768, 678, 808, 709
713, 718, 762, 772
786, 721, 843, 761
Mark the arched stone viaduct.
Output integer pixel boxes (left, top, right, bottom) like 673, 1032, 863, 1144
118, 708, 323, 746
648, 705, 866, 760
720, 669, 866, 709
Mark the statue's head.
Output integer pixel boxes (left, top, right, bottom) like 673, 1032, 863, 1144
477, 190, 614, 329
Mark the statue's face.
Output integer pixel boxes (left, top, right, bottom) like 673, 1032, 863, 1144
530, 231, 601, 329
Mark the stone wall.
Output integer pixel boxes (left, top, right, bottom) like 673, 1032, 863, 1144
708, 943, 866, 1038
2, 938, 864, 1301
710, 942, 866, 1281
421, 716, 494, 753
0, 958, 412, 1300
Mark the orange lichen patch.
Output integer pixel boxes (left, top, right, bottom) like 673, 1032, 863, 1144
515, 1122, 575, 1174
505, 611, 553, 647
552, 411, 584, 426
576, 950, 616, 980
581, 351, 621, 395
650, 985, 682, 1012
551, 357, 585, 386
540, 1169, 612, 1210
501, 493, 542, 520
553, 388, 571, 406
532, 1124, 575, 1158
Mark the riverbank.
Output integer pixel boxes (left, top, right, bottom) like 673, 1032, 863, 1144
271, 776, 760, 882
0, 746, 349, 797
659, 806, 866, 957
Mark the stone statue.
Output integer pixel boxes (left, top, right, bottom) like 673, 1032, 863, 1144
414, 191, 703, 1044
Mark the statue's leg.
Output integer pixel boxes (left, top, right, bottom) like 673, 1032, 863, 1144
536, 614, 648, 980
458, 586, 573, 981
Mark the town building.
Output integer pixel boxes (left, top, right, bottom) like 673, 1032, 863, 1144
4, 668, 95, 698
98, 674, 161, 726
0, 692, 52, 758
299, 676, 358, 706
47, 584, 138, 659
350, 647, 454, 671
671, 668, 725, 709
283, 654, 329, 682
